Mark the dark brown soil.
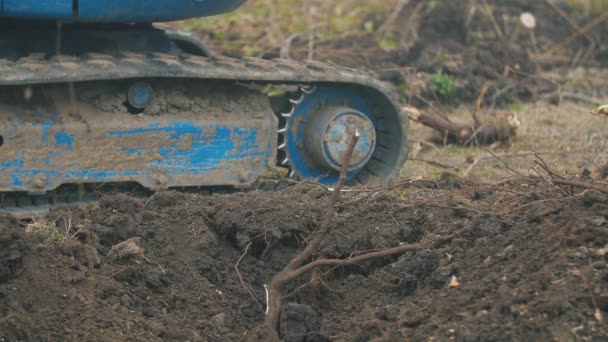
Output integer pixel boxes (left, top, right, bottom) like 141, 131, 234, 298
1, 180, 607, 341
1, 2, 606, 341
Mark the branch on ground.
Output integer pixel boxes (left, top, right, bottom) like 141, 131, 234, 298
533, 154, 608, 194
404, 105, 520, 146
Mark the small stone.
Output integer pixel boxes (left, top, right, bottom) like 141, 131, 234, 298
279, 303, 321, 342
482, 256, 492, 267
448, 276, 460, 288
476, 310, 489, 317
210, 313, 226, 327
145, 320, 164, 336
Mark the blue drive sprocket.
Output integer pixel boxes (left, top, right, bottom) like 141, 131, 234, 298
278, 85, 406, 186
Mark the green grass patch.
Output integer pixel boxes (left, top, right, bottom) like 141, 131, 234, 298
430, 70, 457, 98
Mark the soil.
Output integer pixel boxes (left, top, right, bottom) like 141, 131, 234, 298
1, 1, 608, 341
1, 179, 607, 341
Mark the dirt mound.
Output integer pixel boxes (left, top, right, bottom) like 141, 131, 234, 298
0, 183, 607, 341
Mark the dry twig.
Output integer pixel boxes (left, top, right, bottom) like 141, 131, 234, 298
235, 243, 265, 313
463, 150, 591, 178
551, 179, 608, 194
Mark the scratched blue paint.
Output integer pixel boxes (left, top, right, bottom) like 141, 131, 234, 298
30, 115, 55, 143
119, 148, 152, 155
150, 126, 264, 172
111, 123, 265, 172
108, 121, 203, 140
1, 154, 25, 187
54, 132, 75, 151
10, 175, 22, 187
1, 118, 271, 191
1, 155, 24, 171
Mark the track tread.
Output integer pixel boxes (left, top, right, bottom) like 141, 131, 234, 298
0, 51, 410, 214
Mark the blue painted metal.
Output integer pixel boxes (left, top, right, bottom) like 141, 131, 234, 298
285, 86, 376, 185
0, 109, 275, 192
3, 0, 73, 20
79, 0, 247, 22
1, 0, 247, 23
127, 81, 153, 109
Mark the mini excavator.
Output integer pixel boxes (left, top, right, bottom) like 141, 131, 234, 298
0, 0, 408, 214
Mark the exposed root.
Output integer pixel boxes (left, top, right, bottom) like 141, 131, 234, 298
243, 130, 455, 340
404, 105, 520, 146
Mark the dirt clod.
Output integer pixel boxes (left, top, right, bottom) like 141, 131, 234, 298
392, 250, 440, 296
280, 303, 322, 342
107, 237, 144, 260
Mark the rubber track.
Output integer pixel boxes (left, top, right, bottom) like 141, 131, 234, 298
0, 53, 409, 215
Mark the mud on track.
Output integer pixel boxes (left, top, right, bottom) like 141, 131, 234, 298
0, 179, 607, 341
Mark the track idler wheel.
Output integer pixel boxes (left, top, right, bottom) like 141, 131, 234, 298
278, 85, 406, 186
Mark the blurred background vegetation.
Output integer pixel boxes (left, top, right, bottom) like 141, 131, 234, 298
178, 0, 393, 57
175, 0, 608, 59
169, 0, 608, 106
166, 0, 608, 180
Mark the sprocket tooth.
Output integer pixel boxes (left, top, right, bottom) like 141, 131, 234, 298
274, 86, 317, 179
289, 94, 305, 105
281, 107, 294, 118
300, 86, 316, 94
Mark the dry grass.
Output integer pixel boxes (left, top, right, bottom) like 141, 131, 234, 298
170, 0, 395, 57
25, 218, 65, 246
24, 211, 82, 247
404, 98, 608, 181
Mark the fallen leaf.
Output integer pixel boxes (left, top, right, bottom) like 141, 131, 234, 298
448, 276, 460, 288
446, 252, 453, 262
